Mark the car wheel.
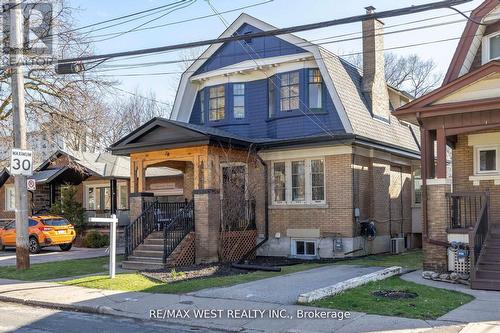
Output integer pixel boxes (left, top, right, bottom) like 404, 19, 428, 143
29, 237, 41, 254
59, 243, 72, 251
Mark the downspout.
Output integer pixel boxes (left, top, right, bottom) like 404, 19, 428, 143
238, 148, 269, 263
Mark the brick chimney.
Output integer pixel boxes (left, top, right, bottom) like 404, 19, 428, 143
362, 6, 390, 120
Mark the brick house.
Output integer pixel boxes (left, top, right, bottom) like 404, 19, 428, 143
0, 149, 185, 227
111, 10, 422, 270
394, 0, 500, 290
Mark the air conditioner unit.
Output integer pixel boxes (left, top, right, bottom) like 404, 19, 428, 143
391, 238, 405, 254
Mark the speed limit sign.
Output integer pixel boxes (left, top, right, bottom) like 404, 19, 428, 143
10, 149, 33, 176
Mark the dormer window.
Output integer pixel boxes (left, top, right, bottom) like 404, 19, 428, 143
280, 71, 299, 112
233, 83, 245, 119
482, 31, 500, 64
209, 85, 225, 121
308, 69, 323, 111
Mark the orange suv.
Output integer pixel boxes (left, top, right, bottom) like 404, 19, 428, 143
0, 216, 76, 254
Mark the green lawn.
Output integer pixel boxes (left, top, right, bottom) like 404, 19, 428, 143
340, 249, 422, 270
309, 276, 473, 320
62, 263, 330, 294
0, 256, 117, 281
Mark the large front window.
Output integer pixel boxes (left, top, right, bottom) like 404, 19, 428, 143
272, 158, 325, 205
280, 71, 299, 112
209, 85, 225, 121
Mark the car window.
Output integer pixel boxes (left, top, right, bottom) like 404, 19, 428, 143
42, 218, 69, 226
4, 222, 14, 230
29, 219, 38, 227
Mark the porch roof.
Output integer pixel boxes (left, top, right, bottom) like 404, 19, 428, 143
394, 61, 500, 125
31, 167, 68, 184
109, 117, 254, 155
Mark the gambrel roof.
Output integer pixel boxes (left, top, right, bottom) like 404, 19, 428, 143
170, 13, 420, 155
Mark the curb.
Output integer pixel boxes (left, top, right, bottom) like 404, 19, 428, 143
0, 294, 237, 333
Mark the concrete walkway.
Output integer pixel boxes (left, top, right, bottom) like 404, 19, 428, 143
0, 247, 124, 266
191, 264, 380, 304
402, 270, 500, 323
0, 275, 487, 333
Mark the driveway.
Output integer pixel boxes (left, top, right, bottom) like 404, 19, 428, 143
0, 246, 122, 266
190, 264, 381, 305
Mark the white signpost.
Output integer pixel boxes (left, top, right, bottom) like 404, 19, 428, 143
88, 214, 118, 278
10, 149, 33, 176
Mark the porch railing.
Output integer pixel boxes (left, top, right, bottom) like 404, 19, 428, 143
163, 200, 195, 263
446, 192, 487, 230
124, 202, 157, 259
470, 192, 489, 282
220, 199, 256, 231
155, 201, 189, 230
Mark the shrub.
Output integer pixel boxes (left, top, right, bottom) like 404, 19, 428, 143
50, 185, 86, 233
84, 230, 109, 248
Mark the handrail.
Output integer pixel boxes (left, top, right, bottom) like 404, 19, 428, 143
124, 200, 157, 259
446, 192, 486, 230
469, 191, 489, 282
163, 200, 195, 263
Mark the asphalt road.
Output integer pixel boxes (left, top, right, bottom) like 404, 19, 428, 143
0, 301, 222, 333
0, 246, 124, 266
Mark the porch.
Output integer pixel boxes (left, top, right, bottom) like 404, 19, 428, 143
110, 119, 264, 269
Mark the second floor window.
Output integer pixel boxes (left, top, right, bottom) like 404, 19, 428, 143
209, 85, 225, 121
199, 91, 205, 124
483, 31, 500, 63
280, 71, 299, 112
233, 83, 245, 119
308, 69, 323, 110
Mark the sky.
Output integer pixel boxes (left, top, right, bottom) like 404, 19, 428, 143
66, 0, 484, 106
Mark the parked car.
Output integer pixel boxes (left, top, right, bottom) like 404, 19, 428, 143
0, 216, 76, 254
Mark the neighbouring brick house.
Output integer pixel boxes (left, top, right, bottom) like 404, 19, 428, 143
394, 0, 500, 290
111, 9, 422, 270
0, 149, 185, 227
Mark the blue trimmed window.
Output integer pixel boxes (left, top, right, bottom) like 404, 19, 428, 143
308, 69, 323, 112
209, 85, 225, 121
233, 83, 245, 119
199, 90, 205, 124
279, 71, 300, 112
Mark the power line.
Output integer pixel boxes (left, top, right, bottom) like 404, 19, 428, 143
91, 0, 197, 43
51, 0, 472, 65
68, 0, 275, 43
89, 16, 468, 74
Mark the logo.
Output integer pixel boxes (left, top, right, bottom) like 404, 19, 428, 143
1, 1, 56, 65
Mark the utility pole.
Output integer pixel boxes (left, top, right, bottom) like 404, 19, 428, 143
9, 0, 30, 270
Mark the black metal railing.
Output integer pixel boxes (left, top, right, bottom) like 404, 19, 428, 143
447, 192, 487, 230
220, 199, 256, 231
163, 200, 195, 263
154, 201, 189, 231
470, 192, 489, 282
124, 202, 157, 259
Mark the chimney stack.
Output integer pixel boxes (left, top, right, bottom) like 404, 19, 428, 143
362, 6, 390, 120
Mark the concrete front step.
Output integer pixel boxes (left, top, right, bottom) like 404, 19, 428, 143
144, 238, 164, 245
126, 255, 163, 263
121, 260, 165, 270
132, 250, 163, 258
136, 244, 164, 252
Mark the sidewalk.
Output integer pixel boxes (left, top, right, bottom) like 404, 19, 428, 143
0, 277, 474, 333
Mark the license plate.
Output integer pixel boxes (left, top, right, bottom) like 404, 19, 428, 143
57, 230, 66, 234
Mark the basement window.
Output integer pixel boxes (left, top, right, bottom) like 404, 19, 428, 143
292, 239, 317, 257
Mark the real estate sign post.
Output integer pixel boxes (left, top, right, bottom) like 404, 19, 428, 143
88, 215, 118, 278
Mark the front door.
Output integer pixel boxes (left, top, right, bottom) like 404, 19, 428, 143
221, 165, 246, 230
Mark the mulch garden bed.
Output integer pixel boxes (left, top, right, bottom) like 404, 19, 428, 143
141, 263, 250, 283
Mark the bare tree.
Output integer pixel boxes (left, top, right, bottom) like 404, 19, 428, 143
0, 0, 113, 155
344, 52, 442, 97
100, 89, 171, 147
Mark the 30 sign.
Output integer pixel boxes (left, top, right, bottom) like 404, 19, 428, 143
10, 149, 33, 176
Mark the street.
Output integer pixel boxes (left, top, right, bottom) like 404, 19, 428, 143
0, 302, 222, 333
